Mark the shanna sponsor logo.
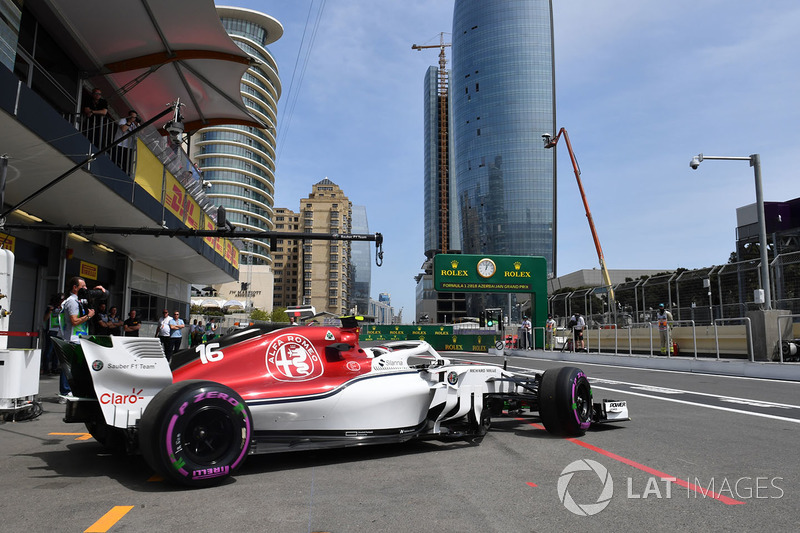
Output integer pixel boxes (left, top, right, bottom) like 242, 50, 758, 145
373, 358, 407, 371
265, 333, 324, 382
100, 387, 144, 405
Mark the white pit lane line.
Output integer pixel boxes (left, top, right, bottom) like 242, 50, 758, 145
593, 386, 800, 425
457, 356, 800, 425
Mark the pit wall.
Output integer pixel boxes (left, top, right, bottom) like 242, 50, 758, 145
575, 323, 800, 358
359, 325, 501, 353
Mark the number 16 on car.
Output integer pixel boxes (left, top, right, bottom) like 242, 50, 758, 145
196, 343, 224, 364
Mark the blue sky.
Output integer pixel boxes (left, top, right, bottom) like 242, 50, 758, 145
227, 1, 800, 320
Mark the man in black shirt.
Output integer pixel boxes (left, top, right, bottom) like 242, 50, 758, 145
93, 303, 110, 336
123, 309, 142, 337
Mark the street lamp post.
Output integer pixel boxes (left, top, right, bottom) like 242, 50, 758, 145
689, 153, 771, 310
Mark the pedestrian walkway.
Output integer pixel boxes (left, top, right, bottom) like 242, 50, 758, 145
495, 347, 800, 382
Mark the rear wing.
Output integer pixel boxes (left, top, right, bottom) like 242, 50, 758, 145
53, 336, 173, 428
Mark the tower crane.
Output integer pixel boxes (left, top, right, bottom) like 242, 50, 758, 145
412, 33, 451, 253
543, 128, 616, 303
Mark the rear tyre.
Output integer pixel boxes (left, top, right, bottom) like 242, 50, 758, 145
139, 380, 251, 488
538, 366, 592, 436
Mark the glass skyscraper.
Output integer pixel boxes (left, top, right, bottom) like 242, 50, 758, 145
452, 0, 556, 274
350, 205, 372, 314
193, 7, 283, 265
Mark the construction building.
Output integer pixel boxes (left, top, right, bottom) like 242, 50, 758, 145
414, 34, 467, 324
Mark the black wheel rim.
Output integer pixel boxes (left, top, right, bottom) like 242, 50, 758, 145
574, 381, 592, 423
182, 406, 235, 464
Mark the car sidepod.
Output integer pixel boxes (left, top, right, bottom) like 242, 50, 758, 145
423, 364, 502, 438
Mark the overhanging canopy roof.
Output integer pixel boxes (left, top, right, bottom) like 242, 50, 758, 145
43, 0, 283, 132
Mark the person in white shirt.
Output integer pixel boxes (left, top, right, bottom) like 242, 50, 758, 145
573, 311, 586, 351
545, 314, 556, 350
521, 316, 532, 349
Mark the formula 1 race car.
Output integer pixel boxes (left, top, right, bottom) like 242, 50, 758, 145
55, 317, 629, 487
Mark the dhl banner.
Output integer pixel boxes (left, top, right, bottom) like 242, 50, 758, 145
0, 233, 15, 252
134, 138, 239, 270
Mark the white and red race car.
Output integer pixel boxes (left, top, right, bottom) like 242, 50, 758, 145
55, 317, 628, 487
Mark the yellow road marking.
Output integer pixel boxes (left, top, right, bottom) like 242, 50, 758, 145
84, 506, 134, 532
49, 432, 93, 441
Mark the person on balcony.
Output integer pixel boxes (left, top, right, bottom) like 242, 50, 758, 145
113, 109, 140, 173
82, 88, 109, 148
83, 88, 108, 117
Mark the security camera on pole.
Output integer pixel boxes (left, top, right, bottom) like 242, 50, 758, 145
689, 152, 789, 361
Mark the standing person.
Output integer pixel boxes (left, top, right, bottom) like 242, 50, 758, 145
123, 309, 141, 337
61, 277, 105, 399
189, 319, 198, 346
113, 109, 139, 173
206, 318, 217, 340
82, 88, 108, 118
168, 310, 186, 359
545, 314, 557, 351
82, 87, 109, 148
41, 292, 65, 375
566, 313, 578, 352
656, 303, 673, 355
107, 306, 124, 335
193, 320, 204, 346
157, 309, 172, 359
573, 311, 586, 352
93, 302, 110, 336
521, 316, 532, 350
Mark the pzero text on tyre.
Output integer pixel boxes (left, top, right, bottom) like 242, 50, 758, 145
538, 366, 592, 436
139, 380, 251, 488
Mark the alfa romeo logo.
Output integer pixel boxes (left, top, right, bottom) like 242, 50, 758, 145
557, 459, 614, 516
265, 333, 324, 382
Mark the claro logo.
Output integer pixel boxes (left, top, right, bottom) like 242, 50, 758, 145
100, 388, 145, 405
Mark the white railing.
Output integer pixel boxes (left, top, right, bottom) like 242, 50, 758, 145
713, 317, 753, 362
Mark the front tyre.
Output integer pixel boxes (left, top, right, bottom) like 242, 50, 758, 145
538, 367, 592, 436
139, 380, 251, 488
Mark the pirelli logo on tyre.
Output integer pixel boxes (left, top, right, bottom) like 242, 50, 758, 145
265, 333, 324, 382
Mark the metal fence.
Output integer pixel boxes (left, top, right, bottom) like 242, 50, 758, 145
549, 252, 800, 327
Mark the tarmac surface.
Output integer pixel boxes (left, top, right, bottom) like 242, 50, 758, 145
2, 351, 799, 532
497, 345, 800, 382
